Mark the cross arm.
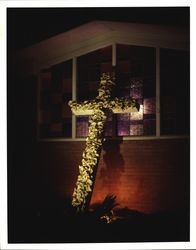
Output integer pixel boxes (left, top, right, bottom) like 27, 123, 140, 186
68, 100, 97, 115
68, 96, 140, 116
109, 97, 140, 113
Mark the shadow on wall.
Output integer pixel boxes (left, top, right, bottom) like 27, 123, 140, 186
100, 138, 125, 196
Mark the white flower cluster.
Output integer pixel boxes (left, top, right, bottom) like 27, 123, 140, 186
69, 72, 139, 211
71, 73, 114, 211
69, 72, 139, 114
72, 109, 106, 210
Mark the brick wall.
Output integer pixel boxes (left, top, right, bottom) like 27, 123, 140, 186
37, 138, 189, 214
37, 141, 85, 199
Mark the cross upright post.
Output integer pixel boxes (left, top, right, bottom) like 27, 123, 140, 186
69, 72, 139, 212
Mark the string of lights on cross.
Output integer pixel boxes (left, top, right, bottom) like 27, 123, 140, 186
69, 72, 141, 210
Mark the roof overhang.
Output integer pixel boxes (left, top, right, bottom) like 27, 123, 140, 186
13, 21, 189, 76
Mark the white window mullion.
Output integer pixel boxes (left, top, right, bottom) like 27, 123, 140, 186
112, 43, 116, 67
72, 57, 77, 139
156, 47, 161, 137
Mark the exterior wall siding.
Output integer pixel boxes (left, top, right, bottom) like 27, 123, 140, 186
37, 138, 189, 213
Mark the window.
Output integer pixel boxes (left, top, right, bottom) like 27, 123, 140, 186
39, 59, 72, 138
160, 49, 190, 135
76, 44, 156, 138
115, 44, 156, 136
76, 46, 112, 137
77, 46, 112, 101
39, 44, 189, 140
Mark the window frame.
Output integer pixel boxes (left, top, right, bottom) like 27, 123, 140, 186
38, 43, 189, 142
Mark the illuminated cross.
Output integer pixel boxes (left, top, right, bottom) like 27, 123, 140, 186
69, 72, 139, 212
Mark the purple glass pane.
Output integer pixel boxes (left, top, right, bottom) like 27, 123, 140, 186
130, 124, 143, 136
130, 78, 143, 99
117, 114, 130, 136
144, 98, 156, 114
76, 116, 89, 137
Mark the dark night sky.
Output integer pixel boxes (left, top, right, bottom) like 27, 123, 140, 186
7, 7, 189, 51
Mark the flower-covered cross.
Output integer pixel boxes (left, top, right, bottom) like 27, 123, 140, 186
68, 72, 139, 212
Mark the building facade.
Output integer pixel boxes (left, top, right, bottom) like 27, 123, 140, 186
12, 21, 189, 213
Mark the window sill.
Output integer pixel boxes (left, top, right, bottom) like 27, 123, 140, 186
38, 135, 189, 142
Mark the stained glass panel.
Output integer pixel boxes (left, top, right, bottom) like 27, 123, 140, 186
144, 98, 156, 114
104, 113, 113, 137
130, 124, 143, 136
76, 116, 89, 137
131, 105, 143, 120
62, 119, 72, 137
116, 44, 156, 136
130, 78, 143, 99
50, 123, 62, 136
77, 46, 112, 102
160, 49, 190, 135
117, 114, 130, 136
143, 119, 156, 135
39, 59, 72, 138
